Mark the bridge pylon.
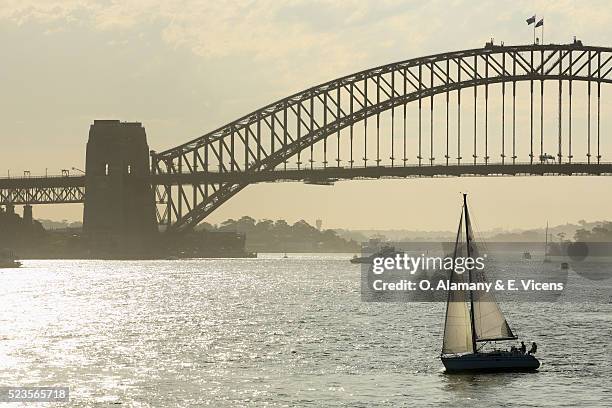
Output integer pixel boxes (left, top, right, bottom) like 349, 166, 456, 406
83, 120, 157, 255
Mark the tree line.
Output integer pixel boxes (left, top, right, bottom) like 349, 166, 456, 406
199, 216, 359, 252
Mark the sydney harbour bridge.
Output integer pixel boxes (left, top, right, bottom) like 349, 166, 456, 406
2, 41, 612, 239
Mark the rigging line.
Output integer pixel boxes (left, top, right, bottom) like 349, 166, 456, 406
468, 200, 490, 257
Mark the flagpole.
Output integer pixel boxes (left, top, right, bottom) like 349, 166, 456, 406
528, 15, 536, 44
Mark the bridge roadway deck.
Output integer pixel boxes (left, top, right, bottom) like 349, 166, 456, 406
1, 163, 611, 205
152, 162, 612, 185
0, 175, 86, 189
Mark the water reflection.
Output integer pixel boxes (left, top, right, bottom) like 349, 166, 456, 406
0, 257, 610, 406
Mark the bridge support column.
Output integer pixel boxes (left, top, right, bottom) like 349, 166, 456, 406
22, 205, 32, 225
83, 120, 157, 257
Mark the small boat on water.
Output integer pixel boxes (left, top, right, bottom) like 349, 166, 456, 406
522, 251, 532, 260
0, 249, 22, 268
440, 194, 540, 373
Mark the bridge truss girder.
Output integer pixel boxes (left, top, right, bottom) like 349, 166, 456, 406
0, 185, 85, 205
150, 43, 612, 232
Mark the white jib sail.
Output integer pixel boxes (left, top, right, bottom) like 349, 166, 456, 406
471, 280, 515, 341
466, 213, 516, 342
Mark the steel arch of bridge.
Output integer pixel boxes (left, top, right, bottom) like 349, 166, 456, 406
153, 42, 612, 232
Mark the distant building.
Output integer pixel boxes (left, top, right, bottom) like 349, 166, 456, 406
316, 219, 322, 231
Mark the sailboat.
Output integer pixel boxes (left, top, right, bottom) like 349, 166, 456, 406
440, 194, 540, 373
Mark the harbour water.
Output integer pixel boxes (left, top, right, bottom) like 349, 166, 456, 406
1, 255, 611, 406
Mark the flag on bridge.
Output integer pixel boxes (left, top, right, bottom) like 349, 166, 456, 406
526, 15, 536, 25
535, 18, 544, 27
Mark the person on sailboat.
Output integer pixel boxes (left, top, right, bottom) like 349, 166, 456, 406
528, 342, 538, 355
520, 341, 527, 354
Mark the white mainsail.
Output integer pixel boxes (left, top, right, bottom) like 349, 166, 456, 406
441, 276, 474, 354
442, 212, 474, 354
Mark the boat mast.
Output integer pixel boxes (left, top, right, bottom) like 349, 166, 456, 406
545, 221, 549, 260
463, 193, 478, 354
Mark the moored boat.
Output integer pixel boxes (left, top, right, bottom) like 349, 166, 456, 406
0, 249, 22, 268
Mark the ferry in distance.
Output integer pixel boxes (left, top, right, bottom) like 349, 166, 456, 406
350, 245, 402, 264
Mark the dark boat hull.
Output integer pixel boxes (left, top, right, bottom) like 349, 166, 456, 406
441, 352, 540, 373
350, 256, 373, 264
0, 260, 22, 268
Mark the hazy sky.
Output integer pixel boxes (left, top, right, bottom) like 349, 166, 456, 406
2, 0, 612, 230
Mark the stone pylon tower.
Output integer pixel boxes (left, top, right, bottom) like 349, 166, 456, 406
83, 120, 157, 255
